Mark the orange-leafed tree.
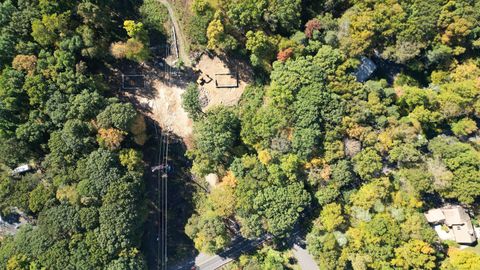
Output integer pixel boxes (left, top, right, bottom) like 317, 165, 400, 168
305, 18, 321, 39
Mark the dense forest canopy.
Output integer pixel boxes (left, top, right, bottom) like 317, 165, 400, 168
184, 0, 480, 269
1, 0, 480, 269
0, 0, 157, 268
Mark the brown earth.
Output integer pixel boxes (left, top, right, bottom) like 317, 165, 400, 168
196, 54, 252, 111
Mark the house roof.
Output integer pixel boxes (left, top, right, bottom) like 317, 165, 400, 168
425, 205, 477, 244
444, 206, 476, 244
424, 208, 445, 223
451, 223, 477, 244
443, 206, 467, 226
354, 57, 377, 82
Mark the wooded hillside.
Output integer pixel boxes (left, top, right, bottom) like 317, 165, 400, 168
184, 0, 480, 269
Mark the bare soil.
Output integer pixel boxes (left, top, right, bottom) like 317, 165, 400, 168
121, 57, 195, 148
196, 54, 252, 111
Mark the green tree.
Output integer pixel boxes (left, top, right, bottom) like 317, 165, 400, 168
392, 239, 437, 269
181, 83, 203, 120
451, 118, 477, 137
441, 249, 480, 270
320, 203, 344, 232
76, 149, 122, 199
397, 167, 434, 194
245, 30, 276, 68
428, 136, 480, 204
185, 212, 231, 254
188, 0, 214, 46
38, 204, 81, 240
0, 173, 40, 213
139, 0, 168, 34
307, 227, 344, 270
389, 143, 422, 167
233, 156, 310, 237
189, 107, 240, 176
97, 103, 137, 131
105, 249, 146, 270
0, 67, 27, 119
79, 207, 99, 230
0, 1, 17, 64
29, 183, 54, 213
226, 0, 267, 30
31, 13, 69, 46
97, 176, 144, 257
345, 213, 402, 269
264, 0, 302, 33
46, 119, 95, 168
0, 137, 32, 167
352, 148, 383, 181
67, 90, 106, 121
22, 74, 52, 107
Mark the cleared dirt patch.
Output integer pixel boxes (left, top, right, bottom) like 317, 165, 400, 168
152, 80, 193, 138
196, 54, 251, 111
121, 58, 195, 148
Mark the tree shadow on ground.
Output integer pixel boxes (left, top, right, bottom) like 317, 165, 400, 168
141, 119, 198, 270
216, 53, 254, 84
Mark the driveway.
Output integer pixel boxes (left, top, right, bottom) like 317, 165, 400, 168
292, 243, 319, 270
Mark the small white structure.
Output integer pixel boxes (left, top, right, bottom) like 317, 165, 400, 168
425, 205, 477, 244
11, 164, 32, 175
205, 173, 219, 188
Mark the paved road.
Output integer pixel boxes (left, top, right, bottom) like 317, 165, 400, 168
196, 238, 264, 270
192, 238, 319, 270
158, 0, 191, 66
169, 237, 264, 270
168, 233, 320, 270
292, 244, 319, 270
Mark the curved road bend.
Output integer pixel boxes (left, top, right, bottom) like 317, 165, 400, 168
169, 235, 319, 270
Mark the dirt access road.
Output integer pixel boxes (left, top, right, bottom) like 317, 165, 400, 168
158, 0, 191, 67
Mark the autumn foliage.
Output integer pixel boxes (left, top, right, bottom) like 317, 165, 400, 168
97, 128, 126, 150
12, 55, 37, 75
304, 18, 321, 39
277, 47, 294, 62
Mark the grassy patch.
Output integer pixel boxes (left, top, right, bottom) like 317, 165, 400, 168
464, 242, 480, 255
